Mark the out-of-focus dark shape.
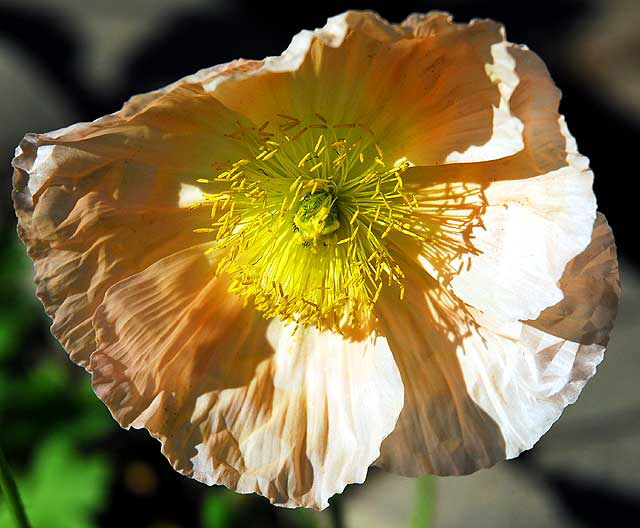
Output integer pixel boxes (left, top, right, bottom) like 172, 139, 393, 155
543, 470, 640, 528
124, 461, 158, 496
567, 0, 640, 120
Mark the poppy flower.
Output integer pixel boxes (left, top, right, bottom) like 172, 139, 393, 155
12, 11, 620, 509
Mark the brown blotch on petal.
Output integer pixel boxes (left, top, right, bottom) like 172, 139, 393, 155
526, 213, 620, 347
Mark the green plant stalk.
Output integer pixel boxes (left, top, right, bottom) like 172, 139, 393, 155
411, 476, 436, 528
0, 443, 31, 528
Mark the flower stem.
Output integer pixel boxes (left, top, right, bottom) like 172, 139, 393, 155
411, 476, 436, 528
0, 443, 30, 528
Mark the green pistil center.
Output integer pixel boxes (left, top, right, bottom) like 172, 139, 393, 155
293, 191, 341, 249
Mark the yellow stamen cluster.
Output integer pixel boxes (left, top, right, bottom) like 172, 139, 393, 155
193, 114, 423, 333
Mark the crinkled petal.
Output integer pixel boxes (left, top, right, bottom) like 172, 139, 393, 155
375, 270, 506, 476
400, 43, 596, 322
376, 214, 619, 474
12, 82, 250, 366
447, 148, 595, 322
210, 11, 523, 165
11, 6, 616, 500
13, 83, 249, 210
526, 213, 620, 347
401, 12, 524, 164
91, 246, 403, 509
457, 310, 603, 460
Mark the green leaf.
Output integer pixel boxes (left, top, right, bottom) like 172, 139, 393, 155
0, 359, 113, 454
0, 235, 39, 360
201, 490, 242, 528
286, 508, 322, 528
0, 307, 34, 360
410, 476, 436, 528
0, 435, 111, 528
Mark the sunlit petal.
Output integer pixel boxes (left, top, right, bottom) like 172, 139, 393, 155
377, 214, 618, 473
211, 12, 523, 165
91, 246, 403, 509
397, 42, 597, 322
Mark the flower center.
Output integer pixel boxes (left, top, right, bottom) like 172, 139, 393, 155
193, 114, 422, 333
293, 191, 340, 250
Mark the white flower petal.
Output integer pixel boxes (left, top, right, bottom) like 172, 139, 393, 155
448, 155, 596, 321
408, 43, 598, 322
91, 247, 403, 509
377, 214, 618, 473
12, 84, 248, 366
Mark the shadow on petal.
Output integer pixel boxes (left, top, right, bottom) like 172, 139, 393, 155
525, 213, 620, 347
377, 213, 619, 475
90, 247, 404, 509
375, 269, 506, 476
393, 43, 598, 322
91, 245, 272, 432
12, 80, 257, 366
212, 12, 508, 165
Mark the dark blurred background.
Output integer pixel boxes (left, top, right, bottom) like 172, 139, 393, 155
0, 0, 639, 526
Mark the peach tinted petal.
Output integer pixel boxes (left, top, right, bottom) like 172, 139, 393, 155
91, 248, 403, 509
402, 13, 524, 165
377, 215, 619, 474
446, 148, 596, 322
21, 196, 210, 367
400, 44, 596, 322
211, 11, 522, 165
507, 45, 568, 173
13, 83, 249, 210
526, 213, 620, 347
12, 83, 251, 366
375, 271, 506, 476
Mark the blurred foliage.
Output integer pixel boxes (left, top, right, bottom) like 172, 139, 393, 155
200, 488, 324, 528
286, 509, 322, 528
0, 436, 111, 528
201, 490, 243, 528
0, 234, 113, 526
0, 235, 114, 448
0, 237, 38, 361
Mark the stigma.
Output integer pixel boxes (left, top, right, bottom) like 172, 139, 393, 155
293, 191, 340, 250
192, 113, 421, 333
